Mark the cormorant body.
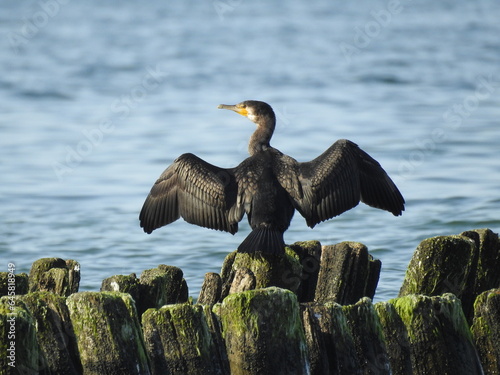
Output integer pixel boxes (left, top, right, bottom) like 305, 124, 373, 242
139, 100, 405, 255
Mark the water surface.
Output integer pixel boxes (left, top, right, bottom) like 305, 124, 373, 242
1, 0, 499, 301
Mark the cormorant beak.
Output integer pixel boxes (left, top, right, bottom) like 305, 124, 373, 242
218, 104, 248, 117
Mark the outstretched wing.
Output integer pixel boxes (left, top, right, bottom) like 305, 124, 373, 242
292, 139, 405, 228
139, 153, 244, 234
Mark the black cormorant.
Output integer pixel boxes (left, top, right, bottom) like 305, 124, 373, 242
139, 100, 405, 255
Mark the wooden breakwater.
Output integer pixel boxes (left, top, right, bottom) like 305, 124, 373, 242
1, 228, 499, 375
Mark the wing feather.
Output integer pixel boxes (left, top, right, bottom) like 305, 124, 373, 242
293, 139, 404, 228
139, 153, 243, 234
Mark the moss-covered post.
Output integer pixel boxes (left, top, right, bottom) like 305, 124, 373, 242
139, 264, 188, 314
461, 229, 500, 321
389, 294, 483, 374
0, 297, 40, 374
66, 291, 150, 375
28, 258, 80, 296
301, 302, 360, 374
217, 287, 309, 375
142, 303, 228, 375
101, 273, 141, 304
0, 272, 28, 297
314, 242, 381, 305
343, 297, 391, 374
197, 272, 222, 305
471, 289, 500, 373
219, 250, 302, 300
202, 304, 230, 374
399, 235, 476, 299
374, 301, 412, 375
19, 292, 81, 375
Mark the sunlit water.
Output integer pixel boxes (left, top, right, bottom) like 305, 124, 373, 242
1, 0, 499, 302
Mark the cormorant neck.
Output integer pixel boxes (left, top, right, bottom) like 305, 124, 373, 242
248, 114, 275, 156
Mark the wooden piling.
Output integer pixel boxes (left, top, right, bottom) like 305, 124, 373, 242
0, 272, 28, 297
28, 258, 80, 297
218, 287, 309, 375
314, 241, 381, 305
0, 298, 39, 374
471, 288, 500, 373
19, 292, 81, 375
460, 229, 500, 321
197, 272, 222, 305
388, 293, 483, 374
142, 303, 228, 375
219, 249, 302, 301
66, 292, 150, 375
301, 302, 361, 374
4, 228, 500, 374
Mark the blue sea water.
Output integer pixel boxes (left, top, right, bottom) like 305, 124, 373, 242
1, 0, 499, 302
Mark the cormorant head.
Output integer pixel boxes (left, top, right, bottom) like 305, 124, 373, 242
218, 100, 275, 126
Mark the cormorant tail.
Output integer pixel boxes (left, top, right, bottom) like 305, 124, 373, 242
237, 226, 285, 255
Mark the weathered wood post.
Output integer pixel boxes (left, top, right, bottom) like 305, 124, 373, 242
101, 273, 142, 304
314, 242, 381, 305
460, 228, 500, 321
399, 235, 477, 301
301, 297, 391, 375
0, 297, 39, 374
219, 249, 302, 300
139, 265, 188, 308
197, 272, 222, 305
66, 291, 150, 375
4, 229, 499, 374
343, 297, 390, 374
399, 229, 500, 323
301, 302, 361, 374
217, 287, 309, 375
19, 292, 81, 375
0, 272, 28, 297
289, 240, 322, 302
374, 301, 412, 374
471, 288, 500, 373
142, 303, 229, 375
28, 258, 80, 296
101, 264, 188, 315
380, 294, 483, 374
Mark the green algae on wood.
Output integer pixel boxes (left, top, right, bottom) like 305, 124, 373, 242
0, 297, 40, 374
101, 273, 141, 300
343, 297, 390, 374
314, 242, 381, 305
374, 301, 412, 375
471, 288, 500, 373
100, 273, 144, 315
0, 272, 28, 297
28, 258, 80, 296
219, 250, 303, 300
218, 287, 308, 375
202, 304, 231, 374
389, 293, 483, 375
301, 302, 360, 374
399, 235, 476, 299
66, 291, 150, 375
142, 302, 228, 375
19, 292, 81, 375
139, 264, 188, 311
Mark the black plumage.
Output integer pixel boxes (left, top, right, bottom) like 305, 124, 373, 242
139, 100, 405, 255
